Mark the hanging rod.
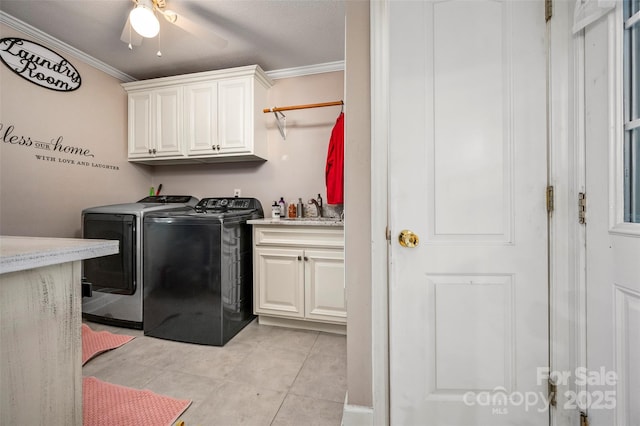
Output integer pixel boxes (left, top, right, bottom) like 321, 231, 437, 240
263, 100, 343, 114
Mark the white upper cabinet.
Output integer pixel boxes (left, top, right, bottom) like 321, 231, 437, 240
127, 91, 152, 157
128, 87, 184, 159
123, 65, 272, 164
218, 78, 252, 154
154, 87, 184, 157
184, 82, 218, 156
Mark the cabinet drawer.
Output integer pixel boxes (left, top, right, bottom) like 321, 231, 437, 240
254, 226, 344, 248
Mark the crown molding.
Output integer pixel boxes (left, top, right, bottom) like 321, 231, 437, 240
265, 60, 345, 80
0, 10, 343, 83
0, 11, 136, 82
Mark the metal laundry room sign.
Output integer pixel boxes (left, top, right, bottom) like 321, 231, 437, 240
0, 37, 81, 92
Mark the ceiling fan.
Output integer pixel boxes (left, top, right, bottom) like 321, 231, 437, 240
120, 0, 227, 53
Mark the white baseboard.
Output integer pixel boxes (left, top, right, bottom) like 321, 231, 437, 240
342, 393, 374, 426
257, 315, 346, 335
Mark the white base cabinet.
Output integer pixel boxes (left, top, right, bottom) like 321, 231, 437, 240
252, 225, 346, 333
123, 65, 272, 165
304, 249, 346, 322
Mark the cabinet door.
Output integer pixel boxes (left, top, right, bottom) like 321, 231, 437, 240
184, 82, 219, 155
254, 247, 304, 318
128, 92, 153, 158
154, 87, 184, 157
304, 249, 346, 323
218, 78, 252, 153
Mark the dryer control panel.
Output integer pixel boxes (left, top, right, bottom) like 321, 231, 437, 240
195, 197, 262, 213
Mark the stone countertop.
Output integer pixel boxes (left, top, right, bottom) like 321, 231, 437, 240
0, 236, 119, 274
248, 218, 344, 227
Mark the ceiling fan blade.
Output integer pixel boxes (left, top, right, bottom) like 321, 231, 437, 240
120, 18, 144, 47
165, 11, 228, 50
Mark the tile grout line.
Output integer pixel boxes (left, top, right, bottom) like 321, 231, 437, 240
85, 322, 344, 425
269, 332, 320, 425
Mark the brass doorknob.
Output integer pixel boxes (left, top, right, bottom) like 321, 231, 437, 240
399, 230, 419, 248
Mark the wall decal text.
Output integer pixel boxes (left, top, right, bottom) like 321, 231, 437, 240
1, 123, 119, 171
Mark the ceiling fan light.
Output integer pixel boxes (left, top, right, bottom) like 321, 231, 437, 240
130, 1, 160, 38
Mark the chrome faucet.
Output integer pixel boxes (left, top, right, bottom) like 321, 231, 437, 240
309, 198, 322, 218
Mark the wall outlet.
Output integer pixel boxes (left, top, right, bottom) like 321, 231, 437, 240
233, 189, 241, 197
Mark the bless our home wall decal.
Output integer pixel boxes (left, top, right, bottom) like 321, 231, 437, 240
1, 123, 120, 171
0, 37, 81, 92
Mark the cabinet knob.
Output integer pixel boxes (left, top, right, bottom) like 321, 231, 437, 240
148, 149, 152, 154
152, 148, 157, 155
304, 256, 309, 261
297, 255, 302, 261
216, 145, 221, 151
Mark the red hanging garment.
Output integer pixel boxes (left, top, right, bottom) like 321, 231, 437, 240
325, 112, 344, 204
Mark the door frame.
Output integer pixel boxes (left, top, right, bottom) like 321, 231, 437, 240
370, 1, 390, 425
547, 1, 586, 425
369, 1, 581, 425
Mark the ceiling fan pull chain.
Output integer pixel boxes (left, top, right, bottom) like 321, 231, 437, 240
156, 23, 162, 57
128, 18, 133, 50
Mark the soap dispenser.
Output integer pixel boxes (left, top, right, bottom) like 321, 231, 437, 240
297, 198, 304, 218
278, 197, 286, 217
271, 202, 280, 219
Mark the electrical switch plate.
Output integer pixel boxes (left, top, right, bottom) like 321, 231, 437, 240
234, 189, 241, 197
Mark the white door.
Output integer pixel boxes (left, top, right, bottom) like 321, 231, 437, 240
388, 1, 549, 425
583, 5, 640, 425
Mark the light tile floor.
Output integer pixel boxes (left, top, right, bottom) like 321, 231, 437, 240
83, 320, 346, 426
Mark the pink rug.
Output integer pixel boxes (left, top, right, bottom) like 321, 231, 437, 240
83, 376, 192, 426
82, 323, 135, 365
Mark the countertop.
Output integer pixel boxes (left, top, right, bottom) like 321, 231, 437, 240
0, 236, 119, 274
248, 218, 344, 227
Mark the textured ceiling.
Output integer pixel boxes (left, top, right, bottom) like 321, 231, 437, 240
0, 0, 345, 80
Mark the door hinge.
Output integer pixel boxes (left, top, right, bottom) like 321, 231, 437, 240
545, 0, 553, 21
548, 377, 557, 407
546, 185, 555, 214
578, 192, 586, 224
580, 411, 589, 426
385, 226, 391, 242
